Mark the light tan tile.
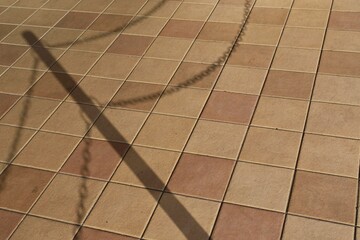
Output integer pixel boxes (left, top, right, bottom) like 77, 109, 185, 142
123, 16, 167, 36
293, 0, 332, 9
145, 37, 193, 60
255, 0, 292, 7
279, 27, 325, 49
333, 0, 360, 11
209, 5, 246, 23
138, 0, 181, 18
241, 24, 282, 46
185, 40, 232, 64
0, 68, 44, 95
173, 3, 214, 20
324, 30, 360, 52
287, 9, 329, 28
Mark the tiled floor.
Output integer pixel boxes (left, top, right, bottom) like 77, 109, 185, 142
0, 0, 359, 239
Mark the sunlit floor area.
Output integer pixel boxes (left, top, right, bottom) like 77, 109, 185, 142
0, 0, 360, 239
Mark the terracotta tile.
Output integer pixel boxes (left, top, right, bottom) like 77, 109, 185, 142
239, 127, 302, 168
333, 0, 360, 12
252, 97, 308, 131
123, 16, 167, 36
13, 131, 80, 171
0, 125, 35, 163
173, 3, 213, 20
144, 193, 219, 240
313, 74, 360, 106
66, 76, 122, 106
167, 153, 233, 200
262, 70, 314, 99
319, 51, 360, 77
0, 165, 53, 212
75, 227, 137, 240
128, 58, 179, 84
154, 86, 209, 117
169, 62, 221, 89
293, 0, 332, 9
27, 72, 82, 100
42, 102, 101, 136
289, 171, 357, 224
108, 34, 153, 56
160, 19, 203, 39
0, 7, 35, 24
225, 162, 293, 211
0, 93, 19, 117
3, 26, 49, 46
110, 82, 164, 111
85, 183, 160, 237
43, 0, 80, 10
298, 134, 359, 178
255, 0, 292, 7
61, 139, 128, 180
328, 11, 360, 31
50, 50, 100, 74
70, 30, 117, 52
279, 27, 325, 49
74, 0, 113, 12
215, 66, 266, 94
1, 97, 59, 128
135, 114, 195, 151
105, 0, 147, 15
185, 120, 247, 159
36, 28, 83, 49
228, 44, 275, 68
248, 7, 288, 25
112, 146, 179, 190
0, 44, 27, 66
212, 204, 284, 240
0, 23, 16, 39
324, 30, 360, 52
283, 215, 354, 240
11, 216, 76, 240
272, 48, 320, 73
0, 209, 23, 240
201, 91, 257, 124
89, 53, 139, 79
145, 37, 192, 60
89, 14, 131, 32
55, 11, 98, 29
31, 174, 105, 223
209, 5, 246, 23
287, 9, 329, 28
306, 102, 360, 139
24, 9, 66, 27
138, 0, 181, 18
241, 24, 282, 45
88, 108, 147, 143
185, 40, 231, 64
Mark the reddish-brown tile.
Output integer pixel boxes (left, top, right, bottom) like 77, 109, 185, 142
75, 227, 136, 240
198, 22, 240, 42
0, 93, 19, 117
55, 11, 98, 29
328, 11, 360, 31
248, 7, 288, 25
89, 14, 131, 32
0, 209, 23, 240
319, 51, 360, 77
0, 44, 27, 66
228, 44, 274, 68
160, 19, 203, 38
107, 34, 154, 56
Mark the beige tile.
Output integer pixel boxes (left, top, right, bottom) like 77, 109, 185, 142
37, 28, 83, 49
105, 0, 146, 15
24, 9, 66, 27
252, 97, 308, 131
248, 7, 288, 25
173, 3, 214, 21
185, 40, 232, 64
209, 5, 246, 23
185, 120, 247, 159
287, 9, 329, 28
85, 183, 160, 237
31, 174, 105, 223
135, 114, 196, 151
198, 22, 240, 42
228, 44, 275, 68
0, 68, 44, 95
73, 0, 113, 12
144, 193, 219, 240
138, 0, 181, 18
255, 0, 292, 7
333, 0, 360, 11
241, 24, 282, 46
70, 30, 117, 52
3, 26, 49, 46
145, 37, 192, 60
324, 30, 360, 52
293, 0, 332, 9
44, 0, 81, 10
225, 162, 293, 212
123, 17, 167, 36
0, 7, 35, 24
279, 27, 325, 49
240, 127, 302, 168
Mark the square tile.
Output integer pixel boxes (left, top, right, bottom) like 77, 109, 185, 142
167, 153, 234, 200
212, 204, 284, 240
252, 97, 308, 131
123, 16, 167, 36
88, 108, 147, 143
293, 0, 332, 9
0, 7, 35, 24
36, 28, 83, 49
324, 30, 360, 52
287, 9, 329, 28
0, 209, 23, 240
1, 97, 59, 128
225, 162, 293, 211
255, 0, 292, 7
201, 91, 257, 124
24, 9, 66, 27
144, 193, 219, 240
272, 48, 320, 73
239, 127, 302, 168
248, 7, 288, 25
0, 165, 53, 212
262, 70, 314, 99
0, 68, 43, 95
185, 40, 232, 64
209, 5, 246, 23
185, 120, 247, 159
173, 3, 214, 21
31, 174, 105, 223
306, 102, 360, 139
313, 74, 360, 106
319, 51, 360, 77
85, 183, 160, 237
112, 146, 179, 190
13, 131, 80, 171
61, 139, 128, 180
89, 53, 139, 79
75, 227, 137, 240
160, 19, 203, 39
228, 44, 275, 68
241, 24, 282, 45
135, 114, 195, 151
42, 102, 101, 136
128, 58, 179, 84
88, 14, 131, 32
328, 11, 360, 31
55, 11, 98, 29
70, 30, 117, 52
0, 44, 27, 66
215, 66, 266, 94
289, 171, 357, 224
109, 82, 164, 111
74, 0, 113, 12
0, 93, 19, 117
279, 27, 325, 49
298, 134, 359, 178
154, 87, 209, 117
105, 0, 146, 15
145, 37, 192, 60
108, 34, 154, 56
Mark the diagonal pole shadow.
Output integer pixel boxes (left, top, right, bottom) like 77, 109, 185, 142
23, 32, 210, 239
